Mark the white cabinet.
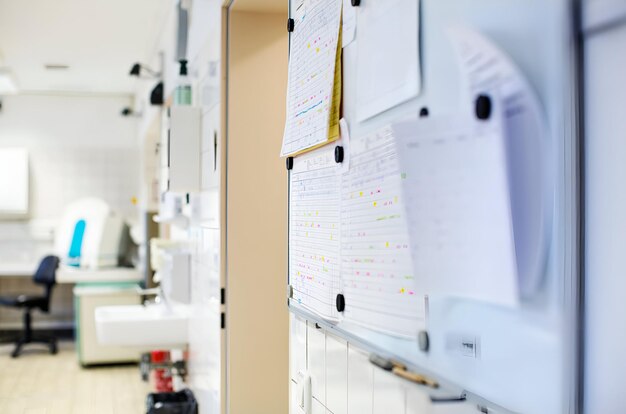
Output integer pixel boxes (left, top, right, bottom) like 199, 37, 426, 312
291, 314, 308, 382
308, 322, 327, 405
347, 345, 373, 414
160, 251, 191, 304
165, 106, 201, 193
312, 398, 327, 414
373, 369, 406, 414
326, 334, 347, 414
291, 380, 307, 414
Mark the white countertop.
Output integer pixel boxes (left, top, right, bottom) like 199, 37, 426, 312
56, 266, 143, 284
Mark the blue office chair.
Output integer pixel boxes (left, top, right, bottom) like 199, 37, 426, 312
0, 255, 60, 358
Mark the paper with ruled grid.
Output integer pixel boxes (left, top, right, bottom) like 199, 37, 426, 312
289, 144, 342, 320
340, 126, 425, 336
289, 126, 426, 335
281, 0, 342, 157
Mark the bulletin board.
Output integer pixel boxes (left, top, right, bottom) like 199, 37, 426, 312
285, 0, 580, 413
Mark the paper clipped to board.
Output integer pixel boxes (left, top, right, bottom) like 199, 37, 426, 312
289, 144, 342, 320
340, 125, 426, 337
281, 0, 342, 157
393, 101, 520, 308
448, 26, 552, 298
356, 0, 421, 122
342, 0, 356, 48
289, 122, 426, 336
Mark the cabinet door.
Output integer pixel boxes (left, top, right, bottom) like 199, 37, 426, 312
326, 334, 347, 414
372, 369, 405, 414
347, 345, 373, 414
308, 322, 327, 405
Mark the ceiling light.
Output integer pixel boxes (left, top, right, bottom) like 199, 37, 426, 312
0, 68, 18, 95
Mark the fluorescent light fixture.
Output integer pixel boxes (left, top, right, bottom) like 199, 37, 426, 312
0, 68, 18, 94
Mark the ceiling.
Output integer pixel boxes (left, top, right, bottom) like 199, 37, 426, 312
0, 0, 172, 95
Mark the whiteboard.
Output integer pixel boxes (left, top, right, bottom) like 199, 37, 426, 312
0, 148, 29, 217
287, 0, 579, 413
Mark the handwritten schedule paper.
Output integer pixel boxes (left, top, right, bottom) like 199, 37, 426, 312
281, 0, 343, 157
394, 109, 520, 308
341, 126, 425, 337
290, 145, 342, 320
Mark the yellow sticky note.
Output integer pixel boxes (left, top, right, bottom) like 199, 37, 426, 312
327, 24, 342, 141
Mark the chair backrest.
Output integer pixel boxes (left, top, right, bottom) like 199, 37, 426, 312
33, 255, 60, 287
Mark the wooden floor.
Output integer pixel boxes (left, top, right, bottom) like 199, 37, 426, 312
0, 341, 151, 414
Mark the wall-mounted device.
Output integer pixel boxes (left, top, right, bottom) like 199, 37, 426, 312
54, 198, 125, 269
150, 82, 164, 106
120, 107, 142, 117
129, 63, 161, 79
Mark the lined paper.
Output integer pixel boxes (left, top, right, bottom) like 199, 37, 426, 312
340, 126, 425, 337
282, 0, 342, 156
290, 145, 342, 320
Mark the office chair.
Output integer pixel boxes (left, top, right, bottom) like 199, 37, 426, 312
0, 255, 60, 358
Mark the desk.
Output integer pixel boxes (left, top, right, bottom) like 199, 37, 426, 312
0, 262, 37, 277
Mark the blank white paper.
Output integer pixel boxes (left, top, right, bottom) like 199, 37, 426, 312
393, 104, 520, 308
448, 26, 551, 298
342, 0, 356, 48
356, 0, 420, 122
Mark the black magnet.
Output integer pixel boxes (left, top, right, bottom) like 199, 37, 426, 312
336, 293, 346, 312
475, 94, 492, 120
335, 146, 344, 163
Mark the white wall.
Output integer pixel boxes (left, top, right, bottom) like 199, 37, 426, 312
134, 1, 224, 412
584, 17, 626, 414
0, 93, 140, 329
0, 93, 140, 264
